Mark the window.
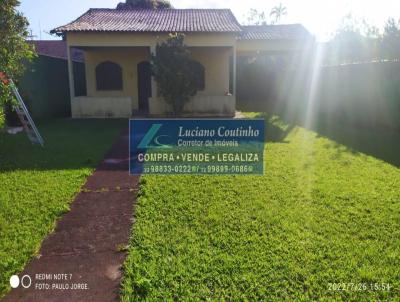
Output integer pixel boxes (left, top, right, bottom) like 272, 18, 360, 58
192, 61, 205, 91
95, 61, 123, 91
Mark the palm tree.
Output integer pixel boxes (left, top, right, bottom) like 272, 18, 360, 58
270, 3, 287, 24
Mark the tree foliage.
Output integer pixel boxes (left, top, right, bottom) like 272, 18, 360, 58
0, 0, 35, 111
245, 9, 268, 25
245, 4, 288, 26
270, 3, 287, 24
329, 19, 370, 64
117, 0, 172, 9
151, 33, 200, 115
324, 15, 400, 64
382, 18, 400, 60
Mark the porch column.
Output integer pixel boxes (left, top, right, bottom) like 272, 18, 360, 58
150, 45, 158, 100
67, 45, 75, 100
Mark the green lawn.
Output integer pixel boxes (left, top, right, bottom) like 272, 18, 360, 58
0, 119, 125, 297
121, 113, 400, 301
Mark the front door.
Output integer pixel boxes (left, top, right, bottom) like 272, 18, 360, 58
137, 61, 152, 112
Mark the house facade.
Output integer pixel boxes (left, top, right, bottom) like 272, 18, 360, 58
51, 8, 312, 118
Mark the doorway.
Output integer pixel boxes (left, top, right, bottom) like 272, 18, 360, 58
137, 61, 152, 112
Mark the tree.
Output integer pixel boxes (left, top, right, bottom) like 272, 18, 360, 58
382, 18, 400, 60
151, 33, 200, 115
330, 30, 365, 64
270, 3, 287, 24
0, 0, 35, 126
245, 9, 268, 25
325, 15, 381, 64
117, 0, 172, 9
361, 19, 380, 38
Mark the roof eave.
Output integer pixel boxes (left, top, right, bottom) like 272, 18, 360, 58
50, 29, 242, 35
49, 27, 66, 36
237, 37, 314, 42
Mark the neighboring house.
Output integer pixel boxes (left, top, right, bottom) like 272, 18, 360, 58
51, 8, 312, 118
19, 41, 85, 118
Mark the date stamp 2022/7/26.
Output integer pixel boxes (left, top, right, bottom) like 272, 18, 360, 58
328, 282, 392, 292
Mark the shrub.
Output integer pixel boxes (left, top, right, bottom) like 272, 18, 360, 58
151, 33, 200, 115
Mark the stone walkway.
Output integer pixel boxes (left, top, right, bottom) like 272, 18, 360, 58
3, 131, 138, 302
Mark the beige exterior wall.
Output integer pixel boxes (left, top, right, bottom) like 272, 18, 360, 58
71, 96, 132, 118
190, 47, 231, 96
67, 32, 236, 48
84, 47, 150, 110
66, 32, 236, 117
80, 46, 232, 116
65, 32, 308, 118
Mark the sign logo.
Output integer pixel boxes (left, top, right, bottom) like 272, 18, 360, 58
137, 124, 171, 149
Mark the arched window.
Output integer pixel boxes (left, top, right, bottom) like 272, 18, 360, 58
192, 61, 205, 91
95, 61, 123, 91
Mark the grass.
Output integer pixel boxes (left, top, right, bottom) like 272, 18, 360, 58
121, 113, 400, 301
0, 118, 125, 297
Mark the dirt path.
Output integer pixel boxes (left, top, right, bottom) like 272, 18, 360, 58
3, 130, 138, 302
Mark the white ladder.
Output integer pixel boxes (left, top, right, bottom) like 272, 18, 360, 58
10, 79, 44, 146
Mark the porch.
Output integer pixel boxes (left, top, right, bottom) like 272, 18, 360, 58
67, 44, 237, 118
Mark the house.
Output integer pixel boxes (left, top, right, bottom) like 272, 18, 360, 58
19, 41, 85, 118
51, 8, 312, 118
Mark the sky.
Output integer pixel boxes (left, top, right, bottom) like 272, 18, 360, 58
19, 0, 400, 41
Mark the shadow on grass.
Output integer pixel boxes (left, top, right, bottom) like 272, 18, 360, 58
312, 118, 400, 167
269, 111, 400, 168
0, 118, 127, 172
252, 112, 294, 143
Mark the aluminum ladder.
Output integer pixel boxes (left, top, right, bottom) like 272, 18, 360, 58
10, 79, 44, 146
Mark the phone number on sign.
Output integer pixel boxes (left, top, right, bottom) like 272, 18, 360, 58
143, 165, 256, 174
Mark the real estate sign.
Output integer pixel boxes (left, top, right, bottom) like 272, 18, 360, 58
130, 119, 265, 175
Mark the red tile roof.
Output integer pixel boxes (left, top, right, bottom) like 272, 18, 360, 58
30, 40, 84, 62
51, 9, 242, 34
239, 24, 312, 40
